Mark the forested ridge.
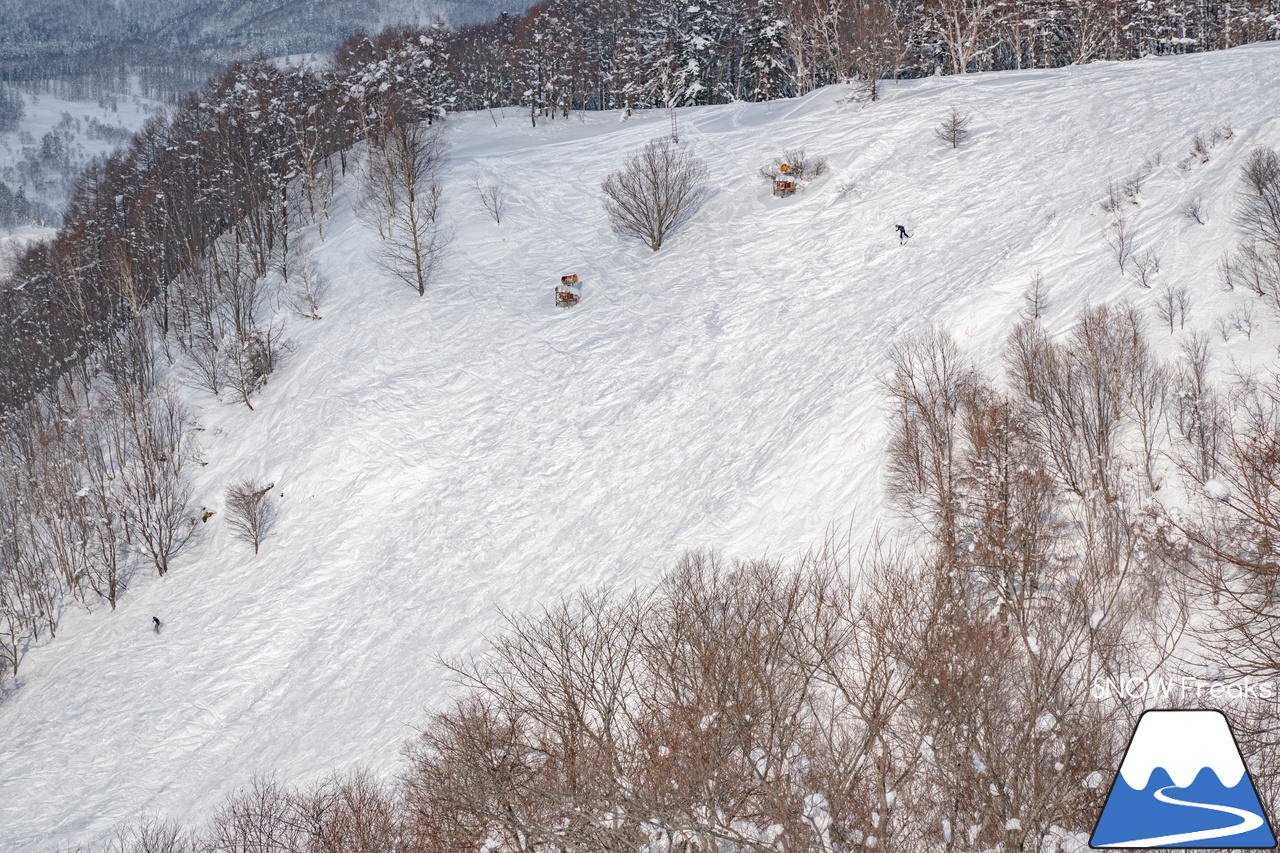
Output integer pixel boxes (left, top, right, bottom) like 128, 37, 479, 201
3, 0, 1280, 411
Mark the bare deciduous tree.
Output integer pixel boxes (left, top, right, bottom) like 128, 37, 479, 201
226, 479, 275, 554
363, 121, 448, 295
226, 326, 282, 412
1175, 332, 1222, 482
885, 328, 973, 554
1237, 147, 1280, 250
847, 0, 905, 101
1182, 196, 1205, 224
602, 141, 710, 251
473, 172, 508, 225
1007, 304, 1150, 502
1234, 302, 1257, 339
934, 107, 971, 149
1236, 242, 1280, 298
1154, 284, 1189, 333
1174, 377, 1280, 724
1131, 247, 1159, 288
102, 815, 197, 853
1105, 215, 1134, 273
1023, 269, 1046, 319
208, 776, 305, 851
284, 238, 329, 320
109, 384, 196, 577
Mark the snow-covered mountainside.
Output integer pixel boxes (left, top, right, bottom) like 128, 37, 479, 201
3, 42, 1280, 851
0, 84, 164, 224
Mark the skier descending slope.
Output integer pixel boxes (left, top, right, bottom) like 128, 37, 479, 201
896, 224, 911, 244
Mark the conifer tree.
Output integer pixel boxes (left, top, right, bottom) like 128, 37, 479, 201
673, 0, 721, 105
742, 0, 791, 100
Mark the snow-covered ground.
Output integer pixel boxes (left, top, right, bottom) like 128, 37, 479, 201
4, 42, 1280, 850
0, 224, 55, 278
0, 83, 164, 222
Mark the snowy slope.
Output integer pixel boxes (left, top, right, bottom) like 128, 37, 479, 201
4, 43, 1280, 851
0, 84, 164, 221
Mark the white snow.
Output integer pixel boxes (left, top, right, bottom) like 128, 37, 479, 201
1119, 710, 1247, 790
1204, 478, 1232, 501
3, 42, 1280, 851
0, 83, 164, 216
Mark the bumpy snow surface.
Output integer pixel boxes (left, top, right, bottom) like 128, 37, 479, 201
4, 43, 1280, 850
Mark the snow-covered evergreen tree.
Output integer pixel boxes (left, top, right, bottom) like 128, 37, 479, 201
742, 0, 791, 100
673, 0, 722, 105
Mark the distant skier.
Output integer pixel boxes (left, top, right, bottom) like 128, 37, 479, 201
895, 224, 911, 244
152, 616, 162, 634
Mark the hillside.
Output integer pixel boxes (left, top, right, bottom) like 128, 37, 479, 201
3, 42, 1280, 850
0, 83, 164, 224
0, 0, 517, 59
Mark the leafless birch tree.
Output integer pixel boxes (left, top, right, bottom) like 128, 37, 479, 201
364, 122, 448, 295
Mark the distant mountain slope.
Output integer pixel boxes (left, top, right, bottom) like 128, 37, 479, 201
0, 0, 519, 59
2, 42, 1280, 852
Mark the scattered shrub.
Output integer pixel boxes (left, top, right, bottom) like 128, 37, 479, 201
757, 146, 830, 184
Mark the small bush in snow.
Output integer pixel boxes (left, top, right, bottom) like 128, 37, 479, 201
757, 147, 830, 184
1192, 133, 1210, 164
1100, 180, 1124, 215
836, 177, 860, 199
1182, 197, 1205, 225
1122, 172, 1142, 204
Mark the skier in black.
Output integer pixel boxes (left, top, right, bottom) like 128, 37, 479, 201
895, 224, 910, 244
152, 616, 162, 633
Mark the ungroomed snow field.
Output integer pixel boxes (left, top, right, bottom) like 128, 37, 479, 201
4, 42, 1280, 851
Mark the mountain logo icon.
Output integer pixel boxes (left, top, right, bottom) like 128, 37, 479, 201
1091, 709, 1275, 848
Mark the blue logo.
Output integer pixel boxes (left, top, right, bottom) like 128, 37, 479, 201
1091, 709, 1275, 848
